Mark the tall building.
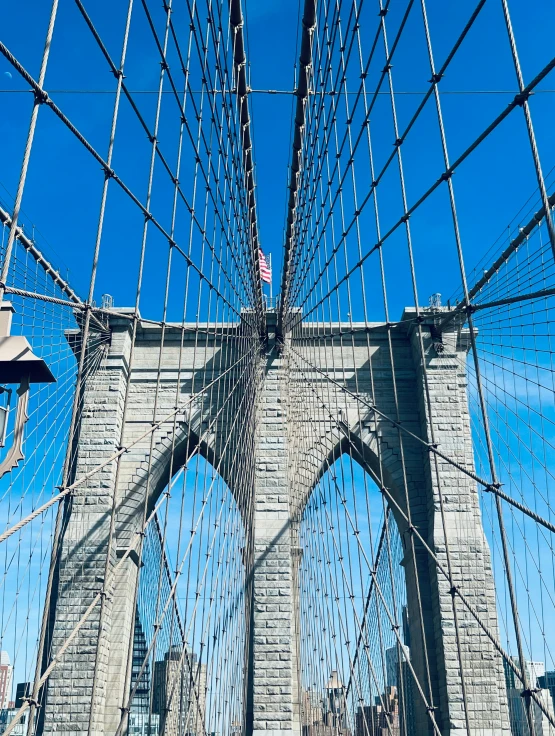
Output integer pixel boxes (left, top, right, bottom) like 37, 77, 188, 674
504, 657, 555, 736
0, 684, 31, 736
0, 708, 26, 736
355, 705, 374, 736
0, 653, 13, 710
537, 670, 555, 711
302, 687, 324, 736
383, 645, 414, 736
355, 686, 401, 736
128, 611, 159, 736
325, 670, 347, 730
193, 661, 207, 734
14, 683, 30, 709
153, 644, 206, 736
301, 675, 351, 736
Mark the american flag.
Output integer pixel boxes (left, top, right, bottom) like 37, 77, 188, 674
259, 250, 271, 284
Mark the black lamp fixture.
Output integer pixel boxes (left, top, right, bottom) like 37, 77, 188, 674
0, 302, 55, 479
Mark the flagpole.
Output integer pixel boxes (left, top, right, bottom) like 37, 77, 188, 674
269, 253, 272, 304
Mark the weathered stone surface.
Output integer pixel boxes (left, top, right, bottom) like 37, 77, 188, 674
41, 309, 509, 736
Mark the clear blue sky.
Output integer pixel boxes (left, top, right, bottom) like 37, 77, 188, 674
1, 0, 555, 322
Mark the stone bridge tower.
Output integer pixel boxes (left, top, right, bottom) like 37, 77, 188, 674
40, 308, 509, 736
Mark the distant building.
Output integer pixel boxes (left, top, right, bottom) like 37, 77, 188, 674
537, 670, 555, 711
230, 719, 242, 735
301, 686, 324, 736
383, 645, 414, 736
355, 704, 374, 736
0, 654, 13, 710
14, 683, 30, 710
355, 686, 400, 736
301, 674, 351, 736
0, 708, 26, 736
128, 612, 158, 736
127, 713, 160, 736
325, 670, 347, 731
153, 644, 206, 736
504, 657, 555, 736
355, 686, 401, 736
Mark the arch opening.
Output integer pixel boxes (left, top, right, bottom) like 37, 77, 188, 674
295, 451, 417, 736
128, 453, 251, 736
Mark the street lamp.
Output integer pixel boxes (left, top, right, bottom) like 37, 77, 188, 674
0, 302, 55, 479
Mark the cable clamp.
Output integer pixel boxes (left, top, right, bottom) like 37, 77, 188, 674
428, 442, 438, 450
429, 72, 443, 85
394, 138, 403, 148
117, 445, 129, 453
439, 170, 453, 182
22, 696, 40, 708
485, 482, 503, 493
514, 90, 531, 106
34, 88, 49, 105
57, 485, 75, 498
400, 213, 410, 223
521, 688, 541, 698
382, 63, 393, 73
378, 8, 388, 16
449, 585, 459, 597
301, 17, 316, 32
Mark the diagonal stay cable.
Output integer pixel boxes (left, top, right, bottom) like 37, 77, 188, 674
284, 53, 555, 331
0, 342, 258, 545
3, 326, 260, 735
292, 351, 555, 731
73, 0, 260, 311
0, 39, 258, 331
282, 0, 488, 319
286, 343, 555, 535
114, 361, 258, 736
0, 487, 171, 736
